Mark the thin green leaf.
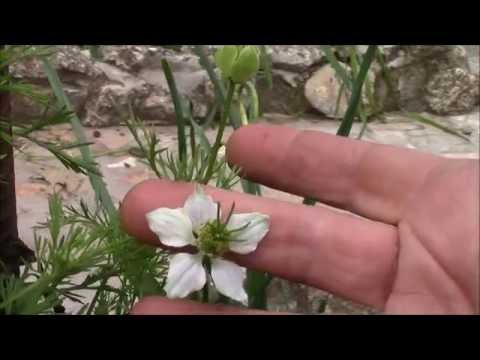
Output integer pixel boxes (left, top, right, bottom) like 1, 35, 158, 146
42, 58, 116, 217
193, 45, 226, 101
245, 81, 260, 121
246, 270, 272, 310
161, 59, 187, 162
259, 45, 273, 89
404, 112, 471, 142
337, 46, 377, 137
319, 45, 353, 90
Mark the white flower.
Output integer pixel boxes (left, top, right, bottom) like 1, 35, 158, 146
146, 186, 270, 305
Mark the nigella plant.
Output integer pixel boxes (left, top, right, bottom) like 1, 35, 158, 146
146, 186, 270, 304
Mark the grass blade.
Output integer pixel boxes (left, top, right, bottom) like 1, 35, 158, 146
404, 112, 471, 142
246, 81, 260, 121
259, 45, 273, 89
192, 46, 226, 102
337, 45, 377, 137
42, 59, 116, 217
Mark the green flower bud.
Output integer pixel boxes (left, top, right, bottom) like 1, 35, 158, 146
214, 45, 238, 79
214, 45, 260, 84
230, 45, 260, 84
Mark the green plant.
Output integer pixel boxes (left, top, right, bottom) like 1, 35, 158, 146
5, 44, 464, 315
0, 45, 168, 314
0, 45, 99, 277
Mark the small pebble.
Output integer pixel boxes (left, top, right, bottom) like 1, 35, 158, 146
93, 130, 101, 138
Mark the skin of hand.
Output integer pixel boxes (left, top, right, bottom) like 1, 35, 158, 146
119, 123, 479, 315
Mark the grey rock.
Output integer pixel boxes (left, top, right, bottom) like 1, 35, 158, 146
375, 45, 478, 114
82, 63, 152, 127
304, 64, 348, 118
266, 278, 376, 314
463, 45, 479, 74
256, 69, 309, 115
100, 46, 202, 73
10, 45, 215, 127
87, 47, 214, 126
304, 63, 376, 118
377, 62, 430, 112
101, 45, 157, 73
268, 45, 324, 72
10, 85, 88, 122
383, 45, 453, 68
136, 53, 214, 123
425, 68, 479, 115
11, 46, 101, 87
137, 90, 176, 125
10, 46, 99, 120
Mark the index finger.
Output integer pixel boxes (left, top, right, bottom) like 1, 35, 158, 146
226, 123, 445, 224
120, 179, 398, 309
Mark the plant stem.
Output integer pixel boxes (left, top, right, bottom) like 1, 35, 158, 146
238, 102, 248, 126
192, 46, 226, 102
202, 256, 211, 303
203, 81, 235, 183
259, 46, 273, 89
245, 81, 260, 121
357, 110, 370, 139
161, 59, 187, 162
86, 277, 109, 315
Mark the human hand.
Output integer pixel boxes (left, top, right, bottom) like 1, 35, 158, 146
120, 123, 479, 315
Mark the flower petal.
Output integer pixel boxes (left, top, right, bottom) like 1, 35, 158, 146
227, 213, 270, 254
146, 208, 194, 247
164, 253, 206, 299
211, 259, 248, 305
184, 187, 219, 230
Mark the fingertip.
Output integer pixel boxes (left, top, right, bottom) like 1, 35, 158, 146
119, 179, 156, 244
226, 123, 273, 169
119, 179, 194, 245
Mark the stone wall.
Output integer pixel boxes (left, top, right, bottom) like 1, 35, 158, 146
10, 45, 480, 127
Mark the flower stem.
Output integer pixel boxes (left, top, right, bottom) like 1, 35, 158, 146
202, 256, 212, 303
203, 81, 235, 184
202, 283, 209, 303
239, 102, 248, 126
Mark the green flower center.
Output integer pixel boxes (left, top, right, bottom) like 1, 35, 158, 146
195, 220, 232, 257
